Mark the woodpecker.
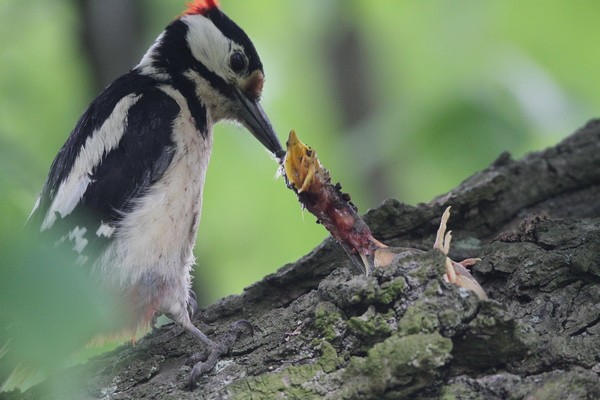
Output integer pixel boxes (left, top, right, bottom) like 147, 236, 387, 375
27, 0, 282, 383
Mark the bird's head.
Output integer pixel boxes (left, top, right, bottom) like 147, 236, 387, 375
142, 0, 284, 158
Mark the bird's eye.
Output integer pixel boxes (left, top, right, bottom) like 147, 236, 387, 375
229, 51, 247, 74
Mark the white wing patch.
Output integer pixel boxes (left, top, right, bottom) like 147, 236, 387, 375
40, 94, 142, 232
68, 226, 88, 254
96, 222, 116, 238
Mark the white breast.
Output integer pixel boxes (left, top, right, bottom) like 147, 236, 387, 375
95, 85, 213, 299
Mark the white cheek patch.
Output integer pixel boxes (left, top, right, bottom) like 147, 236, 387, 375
183, 14, 242, 84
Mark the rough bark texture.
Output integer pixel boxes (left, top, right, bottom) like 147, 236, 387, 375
5, 121, 600, 399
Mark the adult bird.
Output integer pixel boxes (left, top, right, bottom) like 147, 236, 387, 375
27, 0, 283, 385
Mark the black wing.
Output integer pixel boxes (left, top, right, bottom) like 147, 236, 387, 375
28, 72, 180, 260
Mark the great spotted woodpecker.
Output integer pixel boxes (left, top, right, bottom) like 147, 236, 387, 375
27, 0, 282, 384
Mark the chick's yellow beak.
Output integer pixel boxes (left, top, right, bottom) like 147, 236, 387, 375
284, 130, 322, 193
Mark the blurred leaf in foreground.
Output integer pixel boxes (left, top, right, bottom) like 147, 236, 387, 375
0, 228, 124, 393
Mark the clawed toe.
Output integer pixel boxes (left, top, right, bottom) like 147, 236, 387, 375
186, 319, 253, 388
187, 344, 225, 388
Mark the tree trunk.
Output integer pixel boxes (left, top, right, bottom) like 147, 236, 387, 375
74, 0, 143, 91
4, 121, 600, 399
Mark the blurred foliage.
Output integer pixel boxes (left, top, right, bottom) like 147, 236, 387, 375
1, 1, 599, 383
0, 231, 123, 393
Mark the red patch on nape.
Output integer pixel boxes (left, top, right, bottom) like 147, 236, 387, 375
185, 0, 220, 15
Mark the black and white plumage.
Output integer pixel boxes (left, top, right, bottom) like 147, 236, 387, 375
27, 0, 282, 381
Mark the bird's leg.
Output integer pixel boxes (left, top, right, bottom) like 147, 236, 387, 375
166, 294, 252, 388
181, 318, 253, 388
156, 285, 253, 387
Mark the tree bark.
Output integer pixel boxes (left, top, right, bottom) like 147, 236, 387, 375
4, 121, 600, 399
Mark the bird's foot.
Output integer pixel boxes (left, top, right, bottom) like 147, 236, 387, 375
186, 320, 253, 388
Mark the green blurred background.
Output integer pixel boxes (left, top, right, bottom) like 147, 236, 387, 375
1, 0, 600, 306
2, 0, 600, 390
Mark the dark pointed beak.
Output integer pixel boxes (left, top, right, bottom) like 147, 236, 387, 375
234, 88, 285, 160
